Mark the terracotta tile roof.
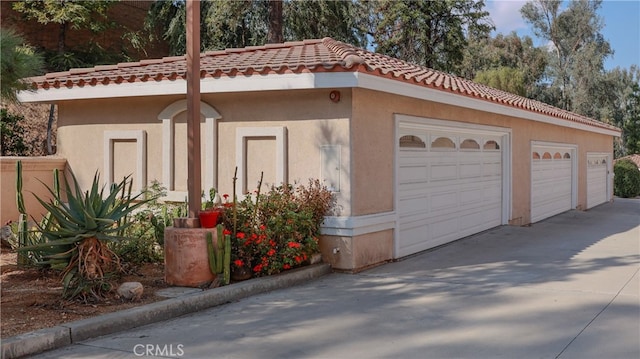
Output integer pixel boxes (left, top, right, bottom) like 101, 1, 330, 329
28, 37, 619, 133
615, 154, 640, 169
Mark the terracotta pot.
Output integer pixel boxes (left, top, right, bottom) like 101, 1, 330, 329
164, 227, 216, 287
198, 209, 221, 228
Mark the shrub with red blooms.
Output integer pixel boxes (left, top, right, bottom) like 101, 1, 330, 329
222, 179, 334, 277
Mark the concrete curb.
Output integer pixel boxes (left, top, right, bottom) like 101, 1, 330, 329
1, 263, 332, 359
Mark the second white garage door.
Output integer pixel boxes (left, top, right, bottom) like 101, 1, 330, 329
397, 120, 508, 258
587, 153, 609, 209
531, 143, 576, 223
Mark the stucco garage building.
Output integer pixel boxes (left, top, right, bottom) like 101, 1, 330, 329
20, 38, 621, 271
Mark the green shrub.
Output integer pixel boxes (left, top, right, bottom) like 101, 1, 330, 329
110, 225, 162, 264
221, 179, 335, 277
110, 180, 186, 264
614, 159, 640, 198
0, 109, 27, 156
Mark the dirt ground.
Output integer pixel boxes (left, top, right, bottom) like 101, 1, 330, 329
0, 248, 168, 338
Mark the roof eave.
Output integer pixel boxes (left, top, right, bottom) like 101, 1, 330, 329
17, 72, 359, 103
17, 71, 620, 137
356, 73, 621, 137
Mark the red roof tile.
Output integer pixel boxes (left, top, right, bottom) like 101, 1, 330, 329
28, 37, 619, 133
615, 154, 640, 169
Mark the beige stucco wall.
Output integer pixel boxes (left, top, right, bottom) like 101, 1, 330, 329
56, 95, 176, 192
54, 89, 352, 214
0, 157, 67, 225
351, 87, 614, 222
337, 87, 613, 270
52, 85, 614, 272
319, 230, 394, 271
209, 90, 351, 214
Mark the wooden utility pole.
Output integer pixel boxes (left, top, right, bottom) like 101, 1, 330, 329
186, 0, 202, 219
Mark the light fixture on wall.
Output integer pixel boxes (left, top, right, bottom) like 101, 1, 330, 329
329, 90, 341, 103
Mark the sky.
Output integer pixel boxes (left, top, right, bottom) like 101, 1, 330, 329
485, 0, 640, 71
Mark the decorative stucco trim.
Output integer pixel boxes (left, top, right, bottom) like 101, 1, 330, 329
235, 126, 288, 194
103, 130, 146, 193
157, 100, 222, 197
356, 73, 620, 137
321, 211, 396, 237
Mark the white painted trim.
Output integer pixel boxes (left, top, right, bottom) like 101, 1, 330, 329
321, 211, 396, 237
18, 73, 358, 103
397, 114, 512, 136
161, 118, 173, 190
103, 130, 146, 194
235, 127, 288, 194
158, 99, 221, 119
158, 100, 222, 196
395, 115, 512, 258
357, 74, 620, 137
201, 72, 358, 93
19, 80, 187, 102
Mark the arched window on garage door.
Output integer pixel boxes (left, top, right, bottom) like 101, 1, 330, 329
431, 136, 456, 150
484, 140, 500, 150
399, 135, 426, 148
460, 138, 480, 150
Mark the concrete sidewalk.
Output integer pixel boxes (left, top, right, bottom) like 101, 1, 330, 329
21, 199, 640, 358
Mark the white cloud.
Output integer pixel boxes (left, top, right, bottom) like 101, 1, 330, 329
485, 0, 528, 34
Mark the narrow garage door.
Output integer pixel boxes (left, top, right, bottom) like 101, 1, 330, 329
587, 153, 609, 209
397, 124, 505, 258
531, 144, 575, 223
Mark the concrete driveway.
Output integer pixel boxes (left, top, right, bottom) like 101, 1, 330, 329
32, 198, 639, 359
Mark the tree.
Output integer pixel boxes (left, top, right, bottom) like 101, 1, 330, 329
602, 66, 640, 156
268, 0, 283, 44
146, 0, 369, 56
284, 0, 368, 47
474, 67, 526, 96
12, 0, 117, 71
0, 28, 43, 104
202, 0, 269, 50
1, 108, 28, 156
623, 83, 640, 155
521, 0, 612, 112
12, 0, 118, 155
461, 32, 547, 97
146, 0, 267, 55
370, 0, 493, 73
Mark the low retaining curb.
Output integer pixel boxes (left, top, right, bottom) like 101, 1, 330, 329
1, 263, 332, 358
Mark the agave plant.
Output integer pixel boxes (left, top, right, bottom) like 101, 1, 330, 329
20, 171, 153, 300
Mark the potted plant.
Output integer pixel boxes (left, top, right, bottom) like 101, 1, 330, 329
199, 188, 222, 228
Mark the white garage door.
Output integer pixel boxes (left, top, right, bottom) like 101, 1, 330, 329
531, 144, 575, 223
397, 124, 505, 258
587, 153, 609, 209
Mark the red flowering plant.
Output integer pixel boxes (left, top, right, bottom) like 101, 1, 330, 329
221, 177, 334, 278
221, 189, 260, 274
